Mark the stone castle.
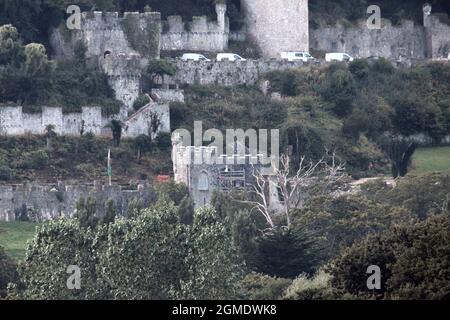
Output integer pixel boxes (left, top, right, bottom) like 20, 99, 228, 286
2, 1, 450, 137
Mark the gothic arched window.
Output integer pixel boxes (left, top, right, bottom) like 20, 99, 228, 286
198, 171, 209, 191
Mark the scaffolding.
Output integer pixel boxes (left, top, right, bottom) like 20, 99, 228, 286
218, 168, 246, 192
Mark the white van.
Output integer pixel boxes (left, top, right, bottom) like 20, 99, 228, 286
280, 51, 315, 62
181, 53, 211, 62
216, 53, 247, 62
325, 53, 354, 62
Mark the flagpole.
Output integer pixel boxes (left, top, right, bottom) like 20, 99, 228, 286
108, 149, 112, 186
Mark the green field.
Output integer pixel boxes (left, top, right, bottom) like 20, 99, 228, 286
0, 221, 40, 261
412, 147, 450, 175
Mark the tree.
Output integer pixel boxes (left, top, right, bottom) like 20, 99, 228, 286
0, 24, 23, 65
177, 195, 195, 225
76, 197, 98, 229
381, 135, 416, 178
101, 198, 117, 225
0, 246, 18, 298
96, 202, 189, 299
253, 228, 322, 279
178, 206, 244, 299
15, 200, 246, 300
239, 273, 292, 300
246, 153, 345, 230
293, 194, 416, 260
45, 124, 57, 150
329, 214, 450, 300
145, 59, 177, 90
133, 134, 152, 161
107, 120, 123, 146
17, 219, 98, 300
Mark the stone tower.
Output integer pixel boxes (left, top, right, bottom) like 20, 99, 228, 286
241, 0, 309, 58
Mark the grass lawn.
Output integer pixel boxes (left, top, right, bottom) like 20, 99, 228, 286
0, 221, 40, 261
412, 146, 450, 175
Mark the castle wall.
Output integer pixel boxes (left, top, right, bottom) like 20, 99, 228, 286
310, 20, 426, 60
123, 103, 170, 138
0, 182, 156, 222
51, 11, 161, 60
241, 0, 309, 58
425, 15, 450, 58
162, 60, 304, 86
0, 105, 169, 138
161, 3, 229, 52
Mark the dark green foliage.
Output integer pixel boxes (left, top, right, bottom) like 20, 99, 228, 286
145, 59, 177, 89
133, 94, 151, 111
154, 132, 172, 150
253, 229, 322, 279
76, 197, 98, 229
361, 174, 450, 219
293, 194, 416, 261
0, 246, 18, 297
16, 202, 243, 300
381, 136, 417, 178
155, 180, 189, 205
101, 198, 117, 225
0, 164, 12, 181
321, 67, 356, 117
108, 120, 123, 147
0, 26, 121, 113
177, 196, 195, 225
239, 273, 292, 300
329, 214, 450, 300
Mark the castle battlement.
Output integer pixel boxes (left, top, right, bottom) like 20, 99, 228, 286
161, 2, 229, 52
174, 145, 262, 166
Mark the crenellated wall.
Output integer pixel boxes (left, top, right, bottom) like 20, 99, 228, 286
161, 3, 229, 52
0, 106, 104, 136
0, 103, 170, 138
310, 19, 427, 61
424, 13, 450, 59
0, 181, 156, 222
50, 11, 161, 60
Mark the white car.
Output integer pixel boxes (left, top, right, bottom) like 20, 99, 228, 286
216, 53, 247, 62
325, 52, 354, 62
181, 53, 211, 62
280, 51, 315, 62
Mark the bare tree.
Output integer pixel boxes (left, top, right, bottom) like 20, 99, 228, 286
243, 152, 345, 230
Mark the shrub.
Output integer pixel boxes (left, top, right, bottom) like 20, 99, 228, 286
154, 132, 172, 150
0, 164, 12, 181
239, 273, 292, 300
283, 269, 335, 300
0, 246, 18, 298
133, 94, 151, 111
329, 215, 450, 300
253, 229, 323, 279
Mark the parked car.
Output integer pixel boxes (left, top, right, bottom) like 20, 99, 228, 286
216, 53, 247, 62
280, 51, 315, 62
181, 53, 211, 62
325, 52, 354, 62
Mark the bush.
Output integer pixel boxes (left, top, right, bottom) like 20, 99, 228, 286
283, 269, 335, 300
329, 214, 450, 300
0, 246, 18, 298
155, 180, 189, 205
132, 94, 151, 111
253, 229, 322, 279
0, 164, 12, 181
154, 132, 172, 150
17, 149, 49, 169
239, 273, 292, 300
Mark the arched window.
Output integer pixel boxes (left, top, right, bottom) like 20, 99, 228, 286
198, 171, 209, 191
